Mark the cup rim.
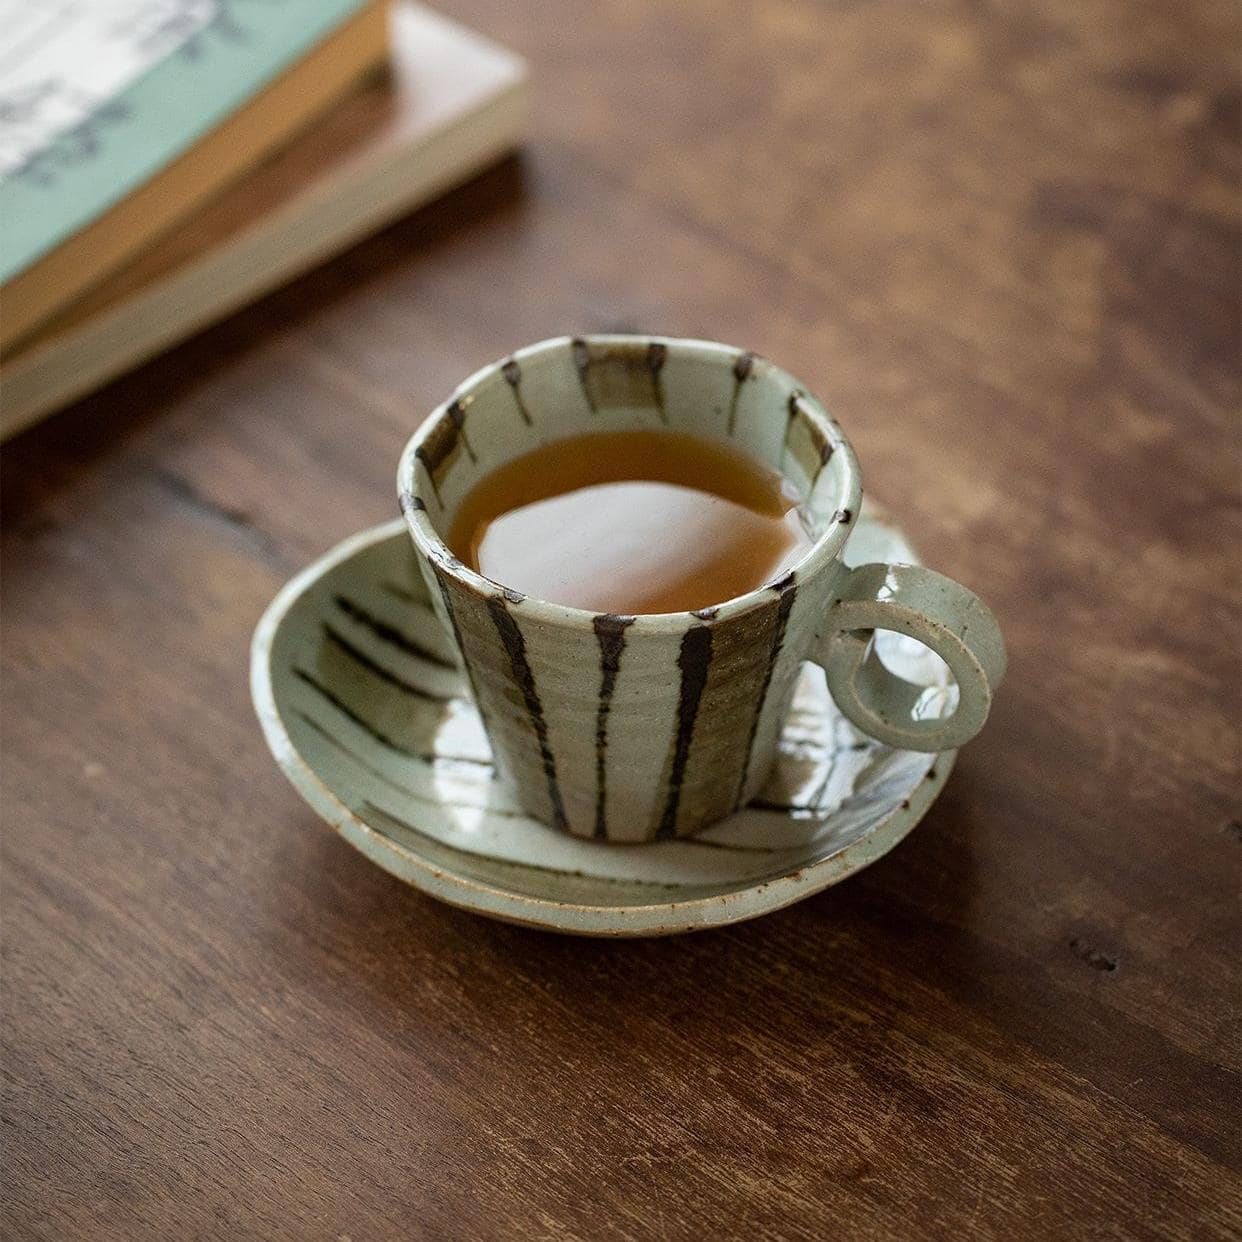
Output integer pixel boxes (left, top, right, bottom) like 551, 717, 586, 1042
397, 334, 862, 631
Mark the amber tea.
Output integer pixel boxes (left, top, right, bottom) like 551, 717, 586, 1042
447, 429, 812, 614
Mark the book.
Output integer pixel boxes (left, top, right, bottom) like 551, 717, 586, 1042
0, 3, 528, 440
0, 0, 389, 352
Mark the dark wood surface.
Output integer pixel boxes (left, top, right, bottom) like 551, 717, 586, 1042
3, 1, 1239, 1237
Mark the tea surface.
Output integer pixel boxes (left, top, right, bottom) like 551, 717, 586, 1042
447, 430, 811, 613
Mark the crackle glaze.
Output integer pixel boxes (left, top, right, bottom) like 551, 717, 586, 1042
396, 336, 1005, 842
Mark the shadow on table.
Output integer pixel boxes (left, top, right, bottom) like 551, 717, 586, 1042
288, 760, 985, 1073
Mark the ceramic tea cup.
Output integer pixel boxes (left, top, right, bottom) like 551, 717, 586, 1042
398, 335, 1005, 843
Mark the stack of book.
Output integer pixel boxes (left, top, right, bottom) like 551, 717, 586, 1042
0, 0, 527, 439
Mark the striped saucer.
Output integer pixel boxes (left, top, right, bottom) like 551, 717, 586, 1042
251, 500, 956, 936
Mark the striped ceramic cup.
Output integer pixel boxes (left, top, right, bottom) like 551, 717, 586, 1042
398, 336, 1005, 843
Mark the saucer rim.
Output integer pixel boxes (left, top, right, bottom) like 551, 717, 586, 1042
251, 517, 957, 936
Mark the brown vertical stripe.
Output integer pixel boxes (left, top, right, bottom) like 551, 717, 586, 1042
592, 613, 635, 838
571, 337, 596, 411
781, 391, 804, 470
572, 338, 671, 416
446, 398, 477, 463
500, 357, 533, 425
429, 566, 495, 740
785, 404, 836, 484
727, 351, 754, 435
647, 341, 668, 423
414, 448, 441, 504
657, 625, 713, 839
486, 596, 568, 831
415, 405, 473, 505
734, 577, 798, 808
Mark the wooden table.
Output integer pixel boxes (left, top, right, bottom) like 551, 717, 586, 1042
3, 2, 1239, 1237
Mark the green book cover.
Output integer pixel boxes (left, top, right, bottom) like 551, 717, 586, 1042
0, 0, 369, 284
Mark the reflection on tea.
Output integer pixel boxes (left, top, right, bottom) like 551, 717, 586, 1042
448, 430, 811, 613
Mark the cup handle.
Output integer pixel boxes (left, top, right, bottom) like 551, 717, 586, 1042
814, 562, 1007, 752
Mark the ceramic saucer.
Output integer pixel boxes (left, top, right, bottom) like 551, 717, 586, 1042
251, 500, 956, 936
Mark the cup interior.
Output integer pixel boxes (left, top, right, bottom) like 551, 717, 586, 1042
398, 335, 861, 620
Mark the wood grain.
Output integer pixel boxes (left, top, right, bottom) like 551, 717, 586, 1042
2, 0, 1239, 1237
